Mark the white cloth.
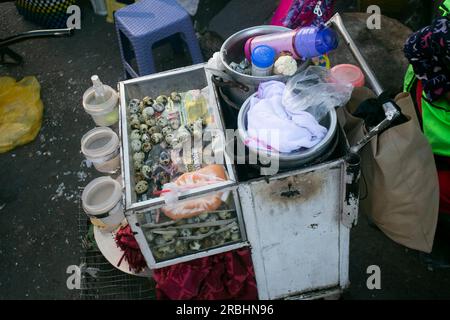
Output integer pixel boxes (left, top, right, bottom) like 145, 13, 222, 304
246, 81, 328, 153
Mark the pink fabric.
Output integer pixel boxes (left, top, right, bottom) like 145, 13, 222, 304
153, 248, 258, 300
271, 0, 294, 26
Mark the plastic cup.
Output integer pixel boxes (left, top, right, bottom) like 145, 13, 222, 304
82, 84, 119, 126
81, 127, 120, 173
82, 176, 124, 231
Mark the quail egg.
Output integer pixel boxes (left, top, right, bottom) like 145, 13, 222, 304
130, 119, 140, 130
170, 92, 181, 103
128, 99, 140, 114
218, 210, 232, 220
149, 126, 161, 135
142, 96, 154, 106
165, 133, 175, 146
145, 118, 156, 127
141, 132, 151, 143
153, 102, 165, 113
155, 95, 168, 106
151, 132, 163, 144
134, 160, 143, 171
135, 180, 148, 194
142, 141, 152, 153
130, 129, 141, 141
157, 117, 168, 128
159, 151, 170, 166
175, 240, 188, 255
189, 241, 201, 251
129, 113, 139, 123
180, 229, 192, 237
133, 151, 145, 163
142, 106, 155, 119
141, 165, 152, 179
131, 139, 142, 152
161, 126, 172, 136
169, 118, 180, 130
139, 124, 148, 134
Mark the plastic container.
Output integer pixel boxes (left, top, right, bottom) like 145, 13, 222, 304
82, 75, 119, 126
82, 176, 124, 231
251, 45, 276, 77
90, 0, 107, 16
81, 127, 120, 173
244, 26, 338, 61
330, 64, 365, 88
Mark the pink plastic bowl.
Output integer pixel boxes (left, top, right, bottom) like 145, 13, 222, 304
330, 64, 365, 88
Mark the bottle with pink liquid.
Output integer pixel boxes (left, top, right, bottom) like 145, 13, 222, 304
244, 26, 338, 61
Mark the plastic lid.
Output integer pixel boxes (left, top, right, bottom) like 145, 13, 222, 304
251, 45, 276, 68
330, 64, 365, 87
295, 26, 339, 58
81, 127, 119, 159
82, 84, 118, 115
315, 27, 339, 55
82, 176, 122, 215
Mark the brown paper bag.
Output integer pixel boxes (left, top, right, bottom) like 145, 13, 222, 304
341, 89, 439, 253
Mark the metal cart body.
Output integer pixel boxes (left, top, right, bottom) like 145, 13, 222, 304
238, 143, 359, 300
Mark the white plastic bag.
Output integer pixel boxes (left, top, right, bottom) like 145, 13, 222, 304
282, 66, 353, 121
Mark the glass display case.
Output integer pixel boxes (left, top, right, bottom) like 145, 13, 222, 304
118, 64, 248, 268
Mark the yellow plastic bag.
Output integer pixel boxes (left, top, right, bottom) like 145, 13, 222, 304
0, 76, 44, 153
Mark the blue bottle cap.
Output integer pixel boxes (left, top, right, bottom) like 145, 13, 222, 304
315, 27, 339, 55
251, 45, 276, 68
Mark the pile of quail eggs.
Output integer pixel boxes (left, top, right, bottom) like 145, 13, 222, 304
141, 208, 241, 260
128, 92, 208, 198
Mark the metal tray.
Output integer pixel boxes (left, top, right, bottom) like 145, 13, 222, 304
128, 188, 248, 269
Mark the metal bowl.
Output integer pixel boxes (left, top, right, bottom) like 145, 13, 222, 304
220, 25, 310, 105
237, 93, 338, 170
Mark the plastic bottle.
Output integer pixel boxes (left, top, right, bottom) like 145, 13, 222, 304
244, 26, 338, 61
82, 75, 119, 126
251, 45, 276, 77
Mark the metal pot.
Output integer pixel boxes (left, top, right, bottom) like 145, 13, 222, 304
236, 93, 338, 170
219, 25, 310, 106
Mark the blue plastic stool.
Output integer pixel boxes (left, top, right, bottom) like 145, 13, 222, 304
114, 0, 203, 78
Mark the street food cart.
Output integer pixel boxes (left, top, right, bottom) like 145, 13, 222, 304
88, 13, 398, 300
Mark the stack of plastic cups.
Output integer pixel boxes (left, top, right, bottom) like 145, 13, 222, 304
81, 75, 124, 231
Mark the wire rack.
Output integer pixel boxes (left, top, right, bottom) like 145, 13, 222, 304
78, 188, 156, 300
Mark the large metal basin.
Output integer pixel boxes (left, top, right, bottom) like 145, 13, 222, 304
237, 93, 338, 170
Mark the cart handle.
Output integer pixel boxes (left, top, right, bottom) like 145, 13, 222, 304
326, 13, 400, 153
0, 28, 74, 48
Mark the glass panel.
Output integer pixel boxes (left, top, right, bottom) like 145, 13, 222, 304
122, 66, 234, 208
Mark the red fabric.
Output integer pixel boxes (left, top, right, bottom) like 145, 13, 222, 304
271, 0, 294, 26
436, 157, 450, 216
416, 79, 423, 114
115, 224, 147, 273
152, 248, 258, 300
415, 80, 450, 215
